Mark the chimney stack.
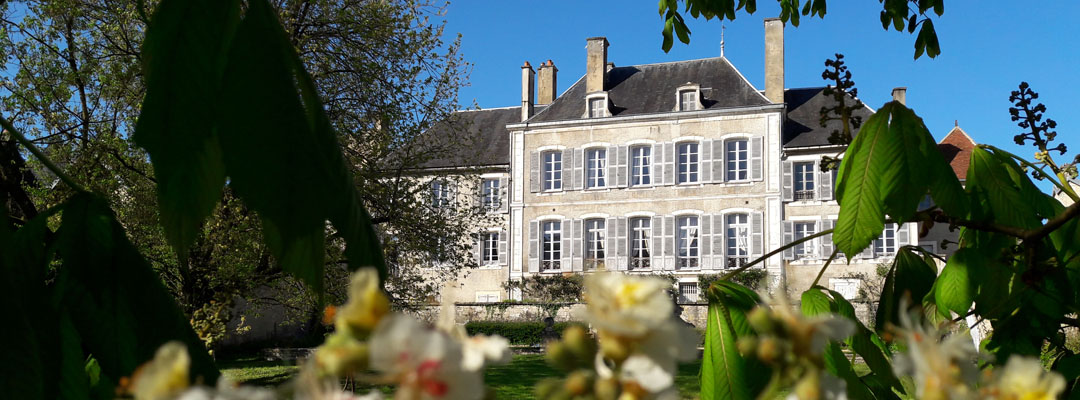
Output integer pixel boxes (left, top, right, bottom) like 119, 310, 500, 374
586, 37, 609, 93
521, 61, 534, 121
764, 18, 785, 104
538, 60, 558, 105
892, 87, 907, 105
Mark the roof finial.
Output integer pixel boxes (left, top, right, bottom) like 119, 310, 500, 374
955, 119, 958, 127
720, 24, 726, 57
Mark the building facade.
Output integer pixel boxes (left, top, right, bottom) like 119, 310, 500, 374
425, 19, 962, 304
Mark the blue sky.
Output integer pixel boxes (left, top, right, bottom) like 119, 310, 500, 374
444, 1, 1079, 168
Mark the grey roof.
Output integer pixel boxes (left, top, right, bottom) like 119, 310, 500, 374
421, 106, 538, 168
783, 87, 875, 148
528, 57, 771, 123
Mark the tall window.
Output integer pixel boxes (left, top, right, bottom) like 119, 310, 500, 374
726, 139, 749, 181
677, 142, 699, 184
542, 151, 562, 191
589, 98, 605, 118
481, 232, 498, 265
584, 219, 606, 270
481, 179, 500, 210
794, 162, 815, 200
586, 148, 607, 189
677, 216, 700, 269
541, 220, 562, 271
630, 146, 651, 187
793, 222, 816, 259
726, 213, 749, 268
431, 180, 450, 208
629, 217, 651, 270
679, 90, 697, 111
874, 223, 897, 257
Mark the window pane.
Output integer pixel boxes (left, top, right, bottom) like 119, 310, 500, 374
794, 162, 815, 200
543, 151, 562, 191
678, 142, 699, 184
587, 149, 606, 189
793, 222, 816, 258
677, 216, 699, 269
630, 217, 651, 270
631, 146, 651, 186
726, 213, 749, 268
726, 139, 748, 181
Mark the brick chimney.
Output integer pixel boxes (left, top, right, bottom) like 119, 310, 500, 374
586, 37, 608, 93
892, 87, 907, 105
538, 60, 558, 105
521, 61, 534, 121
764, 18, 785, 104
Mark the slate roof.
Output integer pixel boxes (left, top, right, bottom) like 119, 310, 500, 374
420, 106, 539, 168
528, 57, 771, 123
937, 125, 977, 180
783, 87, 876, 148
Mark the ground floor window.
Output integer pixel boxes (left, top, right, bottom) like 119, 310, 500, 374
678, 282, 700, 303
541, 220, 562, 271
629, 217, 651, 270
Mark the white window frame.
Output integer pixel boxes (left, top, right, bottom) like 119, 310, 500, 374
677, 141, 700, 184
542, 150, 562, 192
874, 223, 898, 257
586, 148, 607, 189
726, 213, 750, 269
793, 161, 816, 201
480, 231, 499, 265
630, 145, 652, 187
677, 215, 700, 269
431, 180, 451, 208
679, 89, 698, 111
587, 94, 608, 118
629, 217, 651, 270
584, 218, 606, 270
481, 178, 500, 210
726, 139, 749, 182
793, 221, 817, 259
541, 220, 562, 271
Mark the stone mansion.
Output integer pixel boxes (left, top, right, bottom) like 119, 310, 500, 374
423, 19, 970, 304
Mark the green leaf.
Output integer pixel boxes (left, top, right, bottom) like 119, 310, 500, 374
55, 193, 219, 385
933, 248, 979, 314
701, 281, 767, 400
967, 148, 1043, 230
834, 105, 888, 257
875, 248, 937, 333
133, 0, 240, 258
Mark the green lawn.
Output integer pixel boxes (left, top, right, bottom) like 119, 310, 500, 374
221, 354, 704, 399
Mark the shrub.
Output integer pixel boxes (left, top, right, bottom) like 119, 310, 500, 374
464, 321, 585, 345
698, 269, 768, 294
502, 275, 584, 302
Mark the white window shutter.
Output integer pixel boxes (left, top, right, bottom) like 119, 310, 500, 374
616, 145, 628, 187
498, 230, 508, 265
818, 166, 833, 201
714, 214, 726, 269
572, 219, 584, 272
473, 233, 483, 266
713, 140, 726, 183
663, 142, 675, 185
559, 148, 572, 191
604, 146, 616, 188
664, 216, 676, 270
529, 151, 540, 193
782, 160, 794, 201
782, 221, 794, 260
616, 217, 628, 270
651, 143, 664, 185
528, 220, 539, 273
701, 139, 713, 183
651, 216, 663, 268
605, 217, 618, 270
751, 211, 764, 258
701, 215, 713, 270
821, 219, 835, 259
498, 177, 509, 213
751, 136, 764, 181
572, 148, 584, 190
561, 219, 572, 269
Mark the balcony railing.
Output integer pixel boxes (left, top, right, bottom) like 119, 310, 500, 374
629, 258, 650, 270
794, 190, 815, 201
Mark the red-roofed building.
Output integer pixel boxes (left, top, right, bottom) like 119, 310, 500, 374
937, 124, 977, 181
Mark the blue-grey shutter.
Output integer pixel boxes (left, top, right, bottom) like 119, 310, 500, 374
651, 216, 662, 269
701, 215, 712, 269
498, 177, 509, 213
561, 148, 572, 191
751, 211, 764, 258
561, 219, 572, 269
782, 221, 794, 260
821, 219, 835, 259
721, 214, 731, 269
751, 136, 764, 181
616, 217, 628, 270
714, 140, 726, 183
605, 146, 617, 188
498, 230, 508, 265
664, 216, 676, 270
664, 142, 675, 185
528, 220, 539, 273
530, 151, 540, 193
652, 143, 664, 185
617, 145, 628, 187
782, 160, 793, 201
573, 148, 584, 190
572, 219, 584, 272
713, 214, 726, 269
817, 165, 832, 201
701, 139, 713, 183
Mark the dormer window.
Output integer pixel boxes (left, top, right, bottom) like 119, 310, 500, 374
586, 93, 609, 118
676, 84, 701, 111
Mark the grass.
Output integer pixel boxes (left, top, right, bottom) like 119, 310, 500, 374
220, 354, 704, 399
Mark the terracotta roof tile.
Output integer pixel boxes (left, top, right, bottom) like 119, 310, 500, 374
937, 126, 977, 180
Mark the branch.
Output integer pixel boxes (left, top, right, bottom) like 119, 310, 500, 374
811, 248, 840, 287
1026, 201, 1080, 242
981, 144, 1079, 203
0, 115, 86, 193
720, 229, 833, 281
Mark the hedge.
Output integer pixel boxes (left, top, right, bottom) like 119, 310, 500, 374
464, 321, 585, 345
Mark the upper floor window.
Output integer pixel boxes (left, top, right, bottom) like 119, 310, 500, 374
542, 151, 562, 191
541, 220, 562, 271
677, 216, 700, 269
481, 179, 500, 210
726, 139, 749, 181
874, 223, 897, 257
629, 217, 651, 270
584, 219, 606, 270
589, 98, 606, 118
630, 146, 651, 187
677, 142, 699, 184
586, 148, 607, 189
431, 180, 451, 208
679, 89, 698, 111
481, 232, 498, 265
793, 162, 815, 200
726, 213, 749, 268
793, 222, 817, 259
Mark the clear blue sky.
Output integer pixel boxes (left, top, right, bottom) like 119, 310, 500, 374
444, 1, 1079, 169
